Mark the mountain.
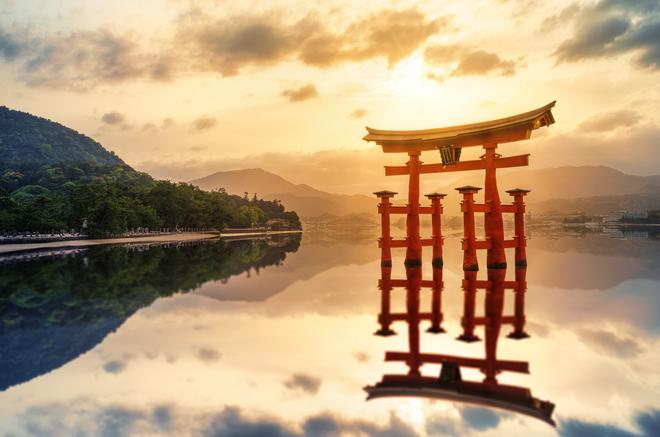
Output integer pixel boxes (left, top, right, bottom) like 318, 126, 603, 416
0, 107, 300, 234
191, 165, 660, 219
445, 166, 660, 201
0, 106, 126, 171
438, 165, 660, 215
190, 168, 376, 218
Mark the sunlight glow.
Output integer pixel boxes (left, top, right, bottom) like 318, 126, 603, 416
384, 55, 435, 98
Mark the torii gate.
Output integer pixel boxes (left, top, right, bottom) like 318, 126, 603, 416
366, 101, 555, 270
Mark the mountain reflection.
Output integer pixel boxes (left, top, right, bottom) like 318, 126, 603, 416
366, 264, 555, 426
0, 235, 300, 391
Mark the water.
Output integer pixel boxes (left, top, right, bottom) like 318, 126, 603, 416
0, 231, 658, 436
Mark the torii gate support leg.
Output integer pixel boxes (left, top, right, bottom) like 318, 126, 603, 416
405, 152, 422, 266
427, 266, 446, 333
426, 193, 446, 268
375, 191, 396, 267
375, 266, 396, 336
405, 265, 422, 376
482, 144, 507, 382
457, 186, 480, 342
507, 189, 531, 339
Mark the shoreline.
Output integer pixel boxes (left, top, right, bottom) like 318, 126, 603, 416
0, 230, 302, 255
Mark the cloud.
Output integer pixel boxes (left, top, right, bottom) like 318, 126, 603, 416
191, 116, 218, 132
101, 111, 126, 125
555, 16, 631, 61
280, 84, 318, 102
452, 50, 517, 76
637, 410, 660, 436
529, 124, 660, 176
141, 122, 157, 132
352, 351, 370, 362
283, 373, 321, 394
554, 0, 660, 70
459, 407, 503, 431
578, 328, 644, 358
96, 407, 144, 437
178, 7, 446, 76
0, 27, 173, 90
425, 414, 460, 436
0, 28, 24, 61
12, 401, 418, 437
300, 9, 447, 68
349, 108, 368, 119
425, 44, 519, 77
0, 7, 446, 89
15, 403, 149, 437
579, 110, 643, 132
197, 347, 222, 363
559, 409, 660, 437
102, 360, 126, 374
137, 146, 400, 195
541, 4, 582, 32
203, 407, 418, 437
152, 406, 173, 432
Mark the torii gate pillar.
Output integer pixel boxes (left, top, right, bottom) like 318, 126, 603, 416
405, 152, 422, 266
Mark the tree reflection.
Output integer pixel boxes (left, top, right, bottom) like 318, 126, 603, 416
0, 235, 301, 391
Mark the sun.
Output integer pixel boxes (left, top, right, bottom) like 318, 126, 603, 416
384, 54, 437, 98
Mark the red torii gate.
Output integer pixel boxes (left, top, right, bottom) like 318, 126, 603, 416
367, 101, 555, 270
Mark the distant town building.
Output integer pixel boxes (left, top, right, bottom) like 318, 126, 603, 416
604, 210, 649, 224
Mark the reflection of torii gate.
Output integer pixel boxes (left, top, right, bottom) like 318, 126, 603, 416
365, 264, 555, 426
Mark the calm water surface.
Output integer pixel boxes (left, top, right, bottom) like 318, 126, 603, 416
0, 230, 659, 436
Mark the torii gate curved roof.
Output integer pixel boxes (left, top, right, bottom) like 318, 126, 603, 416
364, 101, 556, 153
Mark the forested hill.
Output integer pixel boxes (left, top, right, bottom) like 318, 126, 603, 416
0, 106, 126, 171
0, 107, 301, 235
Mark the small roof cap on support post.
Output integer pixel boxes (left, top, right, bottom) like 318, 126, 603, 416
505, 188, 531, 195
425, 192, 447, 199
455, 185, 482, 194
374, 190, 398, 198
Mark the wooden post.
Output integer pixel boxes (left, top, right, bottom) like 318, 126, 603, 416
484, 267, 506, 382
405, 265, 422, 376
506, 189, 531, 339
456, 186, 481, 342
507, 189, 530, 268
405, 152, 422, 266
427, 266, 446, 333
482, 144, 507, 269
425, 193, 446, 268
375, 266, 396, 336
482, 145, 506, 381
374, 191, 396, 267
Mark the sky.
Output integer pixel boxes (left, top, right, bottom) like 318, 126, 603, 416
1, 0, 659, 193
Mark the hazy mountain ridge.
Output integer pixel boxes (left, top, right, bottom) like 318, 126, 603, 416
192, 165, 660, 218
444, 165, 660, 201
190, 168, 375, 218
